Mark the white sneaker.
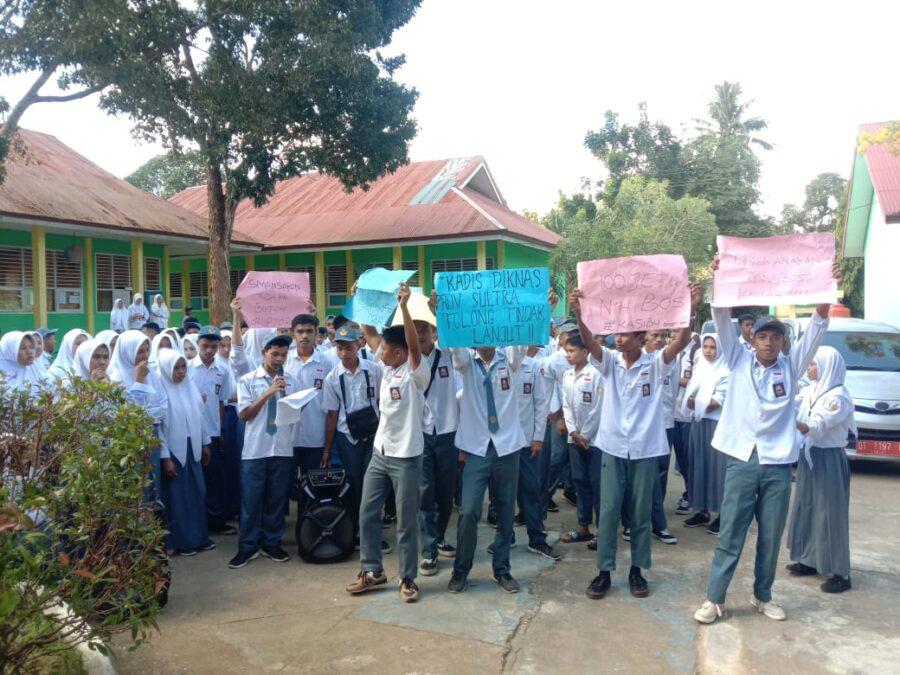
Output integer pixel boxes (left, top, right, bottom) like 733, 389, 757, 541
750, 596, 786, 621
694, 600, 724, 624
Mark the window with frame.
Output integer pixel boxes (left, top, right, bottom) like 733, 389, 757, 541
326, 264, 347, 308
95, 253, 131, 312
189, 269, 208, 310
0, 246, 33, 312
168, 272, 183, 309
430, 257, 494, 275
46, 249, 83, 312
229, 269, 247, 294
144, 258, 161, 293
285, 266, 316, 297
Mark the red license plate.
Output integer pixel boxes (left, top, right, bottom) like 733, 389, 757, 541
856, 440, 900, 456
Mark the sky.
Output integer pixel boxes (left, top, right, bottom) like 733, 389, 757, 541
2, 0, 898, 220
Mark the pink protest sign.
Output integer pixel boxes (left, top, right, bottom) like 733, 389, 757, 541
236, 271, 310, 328
713, 233, 837, 307
576, 254, 690, 333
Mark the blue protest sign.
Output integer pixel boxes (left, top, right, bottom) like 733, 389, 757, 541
343, 267, 417, 328
435, 267, 550, 347
356, 267, 415, 292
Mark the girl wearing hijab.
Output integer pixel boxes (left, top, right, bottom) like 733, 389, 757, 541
108, 329, 168, 505
110, 298, 130, 332
72, 337, 112, 382
787, 346, 856, 594
149, 332, 177, 371
163, 328, 182, 353
181, 334, 199, 361
94, 329, 119, 355
150, 294, 170, 329
157, 350, 215, 556
30, 331, 49, 380
682, 334, 730, 535
46, 328, 91, 382
127, 293, 150, 330
0, 331, 42, 394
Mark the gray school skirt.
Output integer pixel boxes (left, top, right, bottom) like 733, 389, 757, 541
687, 418, 727, 512
787, 446, 851, 578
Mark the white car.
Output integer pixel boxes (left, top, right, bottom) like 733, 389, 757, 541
796, 317, 900, 460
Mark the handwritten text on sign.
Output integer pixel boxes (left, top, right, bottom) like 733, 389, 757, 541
712, 233, 837, 307
435, 268, 550, 347
577, 255, 690, 333
236, 271, 310, 328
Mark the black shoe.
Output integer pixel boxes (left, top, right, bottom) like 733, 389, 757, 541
448, 572, 468, 593
706, 517, 720, 535
821, 575, 851, 593
786, 562, 818, 576
586, 538, 597, 551
196, 540, 216, 552
486, 512, 498, 527
228, 549, 259, 569
381, 540, 392, 554
382, 513, 397, 527
586, 572, 611, 599
628, 566, 649, 598
494, 573, 520, 593
260, 546, 290, 563
684, 511, 711, 528
179, 548, 198, 556
528, 542, 560, 561
514, 512, 526, 527
563, 489, 577, 507
547, 498, 560, 513
436, 540, 456, 557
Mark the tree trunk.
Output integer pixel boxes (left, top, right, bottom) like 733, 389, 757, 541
206, 163, 232, 325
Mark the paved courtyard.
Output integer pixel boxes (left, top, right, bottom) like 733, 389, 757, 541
112, 460, 900, 674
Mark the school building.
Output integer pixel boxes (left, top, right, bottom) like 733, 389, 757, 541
0, 130, 560, 332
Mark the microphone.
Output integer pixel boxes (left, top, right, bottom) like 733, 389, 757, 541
276, 366, 286, 398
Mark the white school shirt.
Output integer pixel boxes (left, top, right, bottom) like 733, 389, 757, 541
284, 348, 336, 447
420, 347, 459, 435
374, 359, 430, 458
562, 363, 604, 445
237, 366, 299, 460
450, 346, 526, 458
539, 348, 570, 414
189, 357, 228, 439
711, 307, 829, 465
322, 358, 382, 444
660, 355, 678, 429
796, 386, 854, 451
516, 355, 550, 445
590, 347, 670, 460
672, 350, 695, 424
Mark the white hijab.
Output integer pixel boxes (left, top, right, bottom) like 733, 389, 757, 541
107, 330, 150, 389
157, 350, 203, 464
47, 328, 91, 381
681, 333, 728, 420
110, 298, 129, 330
72, 337, 111, 380
801, 346, 857, 434
30, 331, 48, 377
162, 328, 182, 354
242, 328, 276, 370
150, 294, 170, 326
0, 331, 42, 392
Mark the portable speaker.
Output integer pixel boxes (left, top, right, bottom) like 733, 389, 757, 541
295, 468, 354, 564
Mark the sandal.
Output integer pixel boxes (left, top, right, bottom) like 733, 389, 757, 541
560, 530, 593, 544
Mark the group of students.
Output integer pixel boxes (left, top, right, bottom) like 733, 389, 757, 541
0, 255, 855, 621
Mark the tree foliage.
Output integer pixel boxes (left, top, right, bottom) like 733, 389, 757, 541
779, 172, 845, 233
551, 176, 718, 289
0, 378, 168, 673
858, 120, 900, 155
125, 151, 206, 199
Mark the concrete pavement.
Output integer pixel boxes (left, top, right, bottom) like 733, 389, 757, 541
112, 460, 900, 674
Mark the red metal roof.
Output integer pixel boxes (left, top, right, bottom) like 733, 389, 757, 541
169, 157, 560, 250
859, 122, 900, 220
0, 128, 258, 243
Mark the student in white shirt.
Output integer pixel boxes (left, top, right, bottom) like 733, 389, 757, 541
0, 331, 43, 394
126, 293, 150, 330
786, 346, 856, 594
191, 326, 234, 536
572, 283, 701, 601
559, 333, 603, 546
345, 284, 425, 602
737, 312, 756, 352
46, 328, 90, 383
445, 336, 528, 594
672, 335, 700, 515
228, 334, 298, 569
694, 255, 837, 625
110, 298, 129, 332
285, 312, 335, 503
322, 324, 383, 546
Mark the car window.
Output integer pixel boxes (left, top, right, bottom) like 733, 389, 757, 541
822, 332, 900, 372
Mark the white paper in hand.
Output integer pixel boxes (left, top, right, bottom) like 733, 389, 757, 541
275, 387, 319, 426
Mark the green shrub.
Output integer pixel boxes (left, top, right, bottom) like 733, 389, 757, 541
0, 378, 168, 674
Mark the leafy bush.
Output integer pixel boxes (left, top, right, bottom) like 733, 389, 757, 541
0, 378, 168, 673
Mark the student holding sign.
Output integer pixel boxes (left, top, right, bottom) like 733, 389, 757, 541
570, 282, 702, 601
694, 255, 839, 625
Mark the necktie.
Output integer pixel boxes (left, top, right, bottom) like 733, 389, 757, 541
266, 383, 277, 436
476, 359, 500, 433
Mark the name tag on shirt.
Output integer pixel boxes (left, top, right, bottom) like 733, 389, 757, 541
438, 365, 449, 378
314, 378, 323, 389
773, 382, 786, 398
367, 386, 375, 398
684, 369, 692, 379
390, 387, 401, 400
215, 384, 222, 395
500, 377, 510, 391
523, 382, 532, 394
582, 391, 592, 403
642, 383, 651, 397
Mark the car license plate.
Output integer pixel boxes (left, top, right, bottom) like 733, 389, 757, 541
856, 440, 900, 456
